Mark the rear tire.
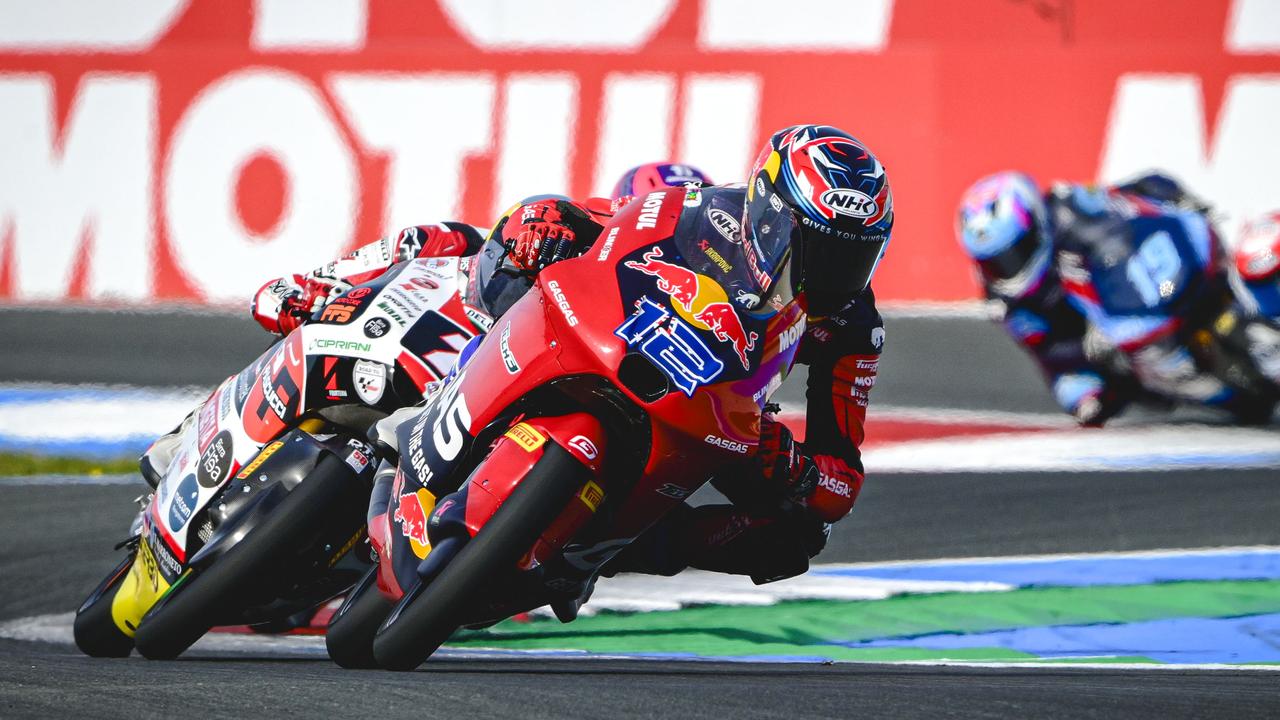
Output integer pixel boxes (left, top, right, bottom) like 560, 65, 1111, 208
73, 554, 136, 658
372, 444, 589, 671
325, 564, 393, 669
134, 455, 365, 660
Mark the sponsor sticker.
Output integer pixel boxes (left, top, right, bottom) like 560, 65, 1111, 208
597, 226, 620, 262
578, 480, 605, 511
547, 280, 578, 326
196, 430, 234, 488
708, 208, 741, 244
505, 422, 547, 452
567, 435, 599, 461
364, 317, 392, 338
656, 482, 692, 500
167, 473, 200, 530
345, 447, 370, 474
236, 440, 284, 479
820, 188, 878, 218
353, 359, 387, 405
500, 323, 520, 374
704, 434, 748, 454
393, 487, 436, 559
634, 191, 665, 230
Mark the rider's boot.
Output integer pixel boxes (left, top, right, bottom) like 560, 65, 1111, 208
138, 410, 197, 489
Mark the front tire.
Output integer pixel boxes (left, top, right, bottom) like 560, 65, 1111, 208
372, 444, 589, 671
325, 563, 393, 669
134, 455, 365, 660
73, 554, 136, 658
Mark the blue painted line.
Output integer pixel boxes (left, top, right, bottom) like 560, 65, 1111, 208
0, 436, 151, 458
1084, 453, 1280, 468
0, 387, 181, 404
840, 613, 1280, 665
813, 550, 1280, 588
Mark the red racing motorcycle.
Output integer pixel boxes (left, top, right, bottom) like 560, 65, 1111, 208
325, 185, 809, 670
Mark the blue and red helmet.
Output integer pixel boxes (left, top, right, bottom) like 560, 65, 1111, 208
1234, 210, 1280, 317
746, 125, 893, 301
611, 162, 712, 201
956, 172, 1051, 300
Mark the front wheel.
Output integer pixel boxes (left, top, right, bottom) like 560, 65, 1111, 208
133, 454, 365, 660
372, 444, 590, 671
325, 563, 393, 669
73, 554, 136, 658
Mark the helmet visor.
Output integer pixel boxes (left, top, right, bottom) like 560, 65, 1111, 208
976, 223, 1043, 283
744, 188, 800, 292
797, 226, 888, 296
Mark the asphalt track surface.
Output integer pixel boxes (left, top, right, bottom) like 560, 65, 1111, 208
2, 307, 1279, 718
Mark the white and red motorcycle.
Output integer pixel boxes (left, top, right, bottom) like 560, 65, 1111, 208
73, 254, 501, 660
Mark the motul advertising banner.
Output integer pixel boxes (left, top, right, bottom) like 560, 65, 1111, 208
0, 0, 1277, 305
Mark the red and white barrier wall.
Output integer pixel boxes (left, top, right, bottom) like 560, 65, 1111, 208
0, 0, 1277, 305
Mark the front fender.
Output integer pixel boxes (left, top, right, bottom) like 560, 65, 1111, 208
464, 413, 607, 566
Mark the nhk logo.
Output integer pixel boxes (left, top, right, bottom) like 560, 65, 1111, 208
820, 189, 877, 218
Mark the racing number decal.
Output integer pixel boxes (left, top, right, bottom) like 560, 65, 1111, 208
432, 382, 471, 463
1125, 230, 1183, 307
242, 334, 305, 443
616, 297, 725, 396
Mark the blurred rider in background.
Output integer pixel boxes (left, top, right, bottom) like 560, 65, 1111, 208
956, 171, 1223, 426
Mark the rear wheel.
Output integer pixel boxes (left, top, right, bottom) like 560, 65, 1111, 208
73, 554, 136, 658
133, 455, 365, 660
325, 563, 393, 669
372, 444, 589, 671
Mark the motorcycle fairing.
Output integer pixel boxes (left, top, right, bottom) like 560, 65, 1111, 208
1062, 212, 1218, 350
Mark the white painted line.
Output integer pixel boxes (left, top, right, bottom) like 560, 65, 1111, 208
856, 659, 1280, 671
773, 403, 1071, 428
877, 300, 991, 319
0, 392, 200, 443
813, 545, 1280, 572
862, 424, 1280, 473
583, 569, 1009, 613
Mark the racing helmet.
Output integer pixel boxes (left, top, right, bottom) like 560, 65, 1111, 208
1234, 210, 1280, 317
956, 171, 1052, 301
745, 125, 893, 309
612, 162, 712, 201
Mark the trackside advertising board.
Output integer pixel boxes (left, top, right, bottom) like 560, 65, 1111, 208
0, 0, 1277, 305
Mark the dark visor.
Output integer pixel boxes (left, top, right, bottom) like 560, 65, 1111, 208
976, 223, 1041, 282
798, 228, 888, 296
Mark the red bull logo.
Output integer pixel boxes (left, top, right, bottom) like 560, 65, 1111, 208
624, 245, 757, 369
392, 488, 435, 559
624, 247, 700, 312
695, 302, 758, 368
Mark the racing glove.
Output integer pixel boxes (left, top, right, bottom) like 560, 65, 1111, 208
501, 199, 587, 273
758, 417, 862, 523
251, 274, 350, 336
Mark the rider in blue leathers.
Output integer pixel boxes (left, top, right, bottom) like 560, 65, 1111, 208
956, 171, 1238, 425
